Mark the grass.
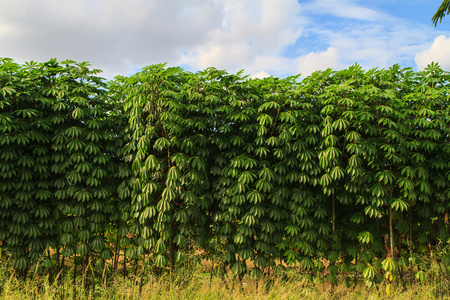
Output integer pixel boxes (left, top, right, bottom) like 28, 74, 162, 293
0, 259, 450, 299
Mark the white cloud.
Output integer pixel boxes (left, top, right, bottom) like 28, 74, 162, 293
415, 35, 450, 70
251, 70, 270, 79
182, 0, 303, 72
298, 12, 436, 72
302, 0, 384, 21
245, 55, 297, 76
0, 0, 305, 78
0, 0, 446, 79
0, 0, 225, 77
295, 47, 343, 76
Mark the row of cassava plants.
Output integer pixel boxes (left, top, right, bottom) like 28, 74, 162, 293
1, 58, 450, 291
0, 58, 131, 298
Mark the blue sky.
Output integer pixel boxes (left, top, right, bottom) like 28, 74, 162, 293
0, 0, 449, 79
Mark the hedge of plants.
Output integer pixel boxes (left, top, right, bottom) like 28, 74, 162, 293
1, 58, 450, 289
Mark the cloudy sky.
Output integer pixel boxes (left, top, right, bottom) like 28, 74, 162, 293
1, 0, 449, 79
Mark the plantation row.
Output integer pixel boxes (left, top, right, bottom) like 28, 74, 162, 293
1, 58, 450, 286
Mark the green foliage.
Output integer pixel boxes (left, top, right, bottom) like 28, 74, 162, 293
1, 58, 450, 290
433, 0, 450, 26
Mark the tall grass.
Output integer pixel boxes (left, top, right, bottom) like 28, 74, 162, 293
0, 259, 449, 300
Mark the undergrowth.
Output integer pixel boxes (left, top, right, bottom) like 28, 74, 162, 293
0, 257, 449, 300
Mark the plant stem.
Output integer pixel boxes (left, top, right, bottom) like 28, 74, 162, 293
389, 205, 395, 261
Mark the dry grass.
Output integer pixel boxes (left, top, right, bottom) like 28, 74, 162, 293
0, 260, 450, 300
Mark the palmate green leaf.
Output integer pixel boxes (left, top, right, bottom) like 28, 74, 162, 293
313, 206, 327, 219
330, 166, 345, 180
191, 156, 206, 172
257, 114, 273, 126
285, 225, 300, 236
416, 179, 430, 194
256, 168, 274, 184
273, 162, 287, 175
299, 257, 314, 270
266, 136, 279, 147
0, 86, 16, 97
86, 176, 101, 187
233, 234, 244, 244
78, 229, 91, 241
65, 126, 83, 138
72, 107, 86, 119
90, 212, 105, 223
231, 195, 246, 206
242, 214, 256, 226
323, 147, 341, 161
66, 170, 82, 184
12, 211, 30, 225
364, 205, 382, 218
51, 102, 67, 111
370, 183, 387, 198
93, 153, 109, 164
0, 133, 16, 145
279, 130, 293, 143
15, 133, 31, 145
75, 189, 92, 202
376, 169, 396, 185
255, 179, 273, 193
323, 134, 338, 147
170, 153, 189, 167
67, 139, 86, 151
249, 204, 265, 217
358, 231, 375, 244
28, 131, 50, 143
391, 198, 409, 212
76, 243, 90, 256
161, 187, 176, 202
345, 131, 361, 143
86, 130, 103, 142
258, 100, 280, 112
231, 261, 246, 275
14, 108, 38, 118
156, 199, 172, 213
382, 258, 398, 272
350, 212, 365, 224
153, 137, 170, 151
261, 220, 276, 234
268, 208, 284, 221
273, 147, 286, 159
319, 173, 332, 187
230, 182, 246, 195
396, 177, 414, 192
279, 111, 297, 124
247, 189, 263, 204
396, 219, 409, 233
181, 190, 198, 204
321, 123, 333, 137
305, 124, 320, 135
143, 155, 159, 170
17, 156, 35, 168
75, 161, 92, 173
363, 265, 376, 280
12, 257, 29, 270
332, 118, 348, 131
91, 236, 105, 250
254, 146, 269, 157
0, 148, 16, 161
320, 105, 335, 115
167, 166, 181, 181
238, 171, 256, 185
